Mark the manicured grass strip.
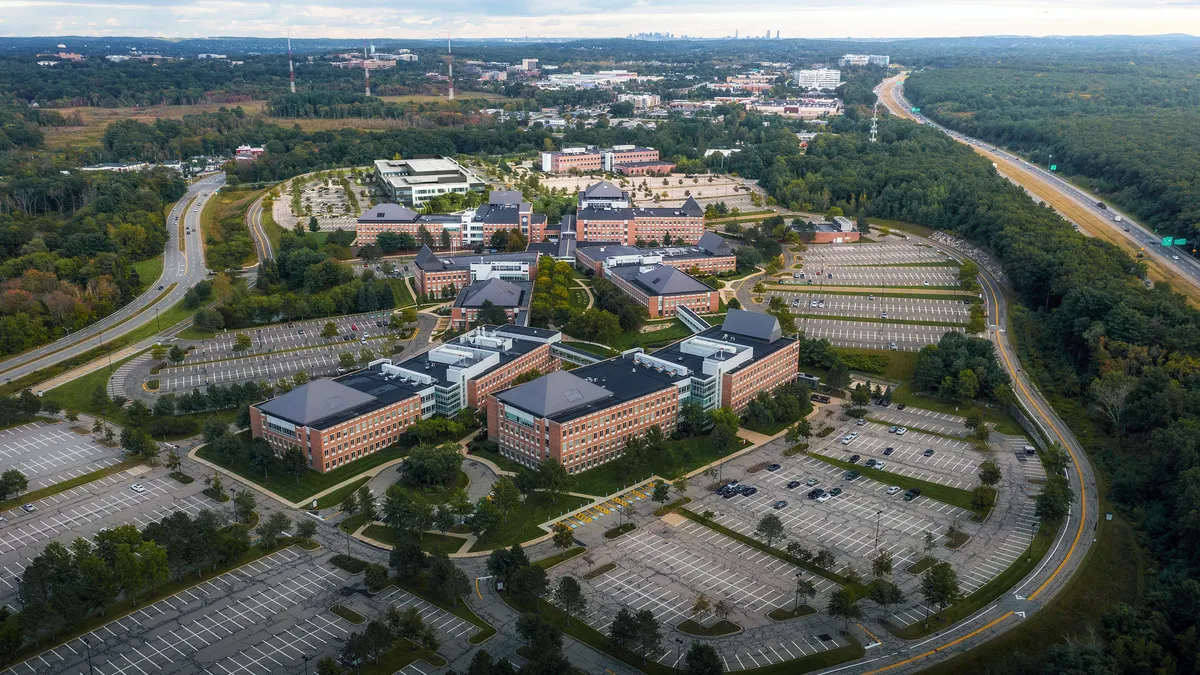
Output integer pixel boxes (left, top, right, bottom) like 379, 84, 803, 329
678, 619, 740, 636
3, 543, 302, 669
340, 513, 369, 534
653, 497, 691, 516
177, 327, 217, 340
312, 476, 372, 510
391, 576, 496, 644
197, 431, 408, 503
389, 278, 415, 307
331, 554, 369, 573
0, 459, 143, 512
906, 556, 936, 575
468, 492, 591, 552
571, 436, 743, 497
582, 563, 616, 580
361, 641, 446, 674
535, 546, 585, 570
743, 402, 812, 436
607, 319, 695, 351
604, 523, 636, 539
808, 453, 977, 512
362, 525, 466, 555
886, 519, 1057, 639
767, 605, 817, 621
330, 604, 366, 624
677, 507, 849, 586
133, 255, 165, 288
787, 312, 968, 329
170, 472, 195, 485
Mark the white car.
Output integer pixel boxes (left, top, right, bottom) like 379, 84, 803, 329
816, 493, 832, 503
847, 432, 860, 440
896, 427, 908, 435
923, 280, 930, 287
886, 486, 902, 496
130, 483, 146, 493
873, 462, 887, 470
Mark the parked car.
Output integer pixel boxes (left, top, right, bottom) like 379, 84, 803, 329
888, 426, 898, 433
741, 486, 758, 497
923, 448, 935, 457
896, 404, 907, 411
856, 418, 866, 426
903, 488, 921, 501
883, 447, 894, 455
828, 487, 843, 497
896, 427, 908, 435
864, 459, 877, 468
805, 478, 819, 486
21, 504, 35, 513
130, 483, 146, 493
873, 462, 886, 470
848, 455, 861, 464
845, 470, 861, 481
773, 500, 788, 510
816, 493, 832, 503
807, 488, 825, 500
767, 463, 781, 472
786, 480, 802, 489
886, 486, 902, 496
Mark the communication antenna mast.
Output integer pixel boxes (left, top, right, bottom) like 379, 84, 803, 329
363, 40, 371, 96
287, 30, 296, 93
447, 31, 454, 100
870, 102, 879, 143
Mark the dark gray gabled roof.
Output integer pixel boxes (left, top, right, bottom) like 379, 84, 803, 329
681, 196, 704, 217
577, 207, 634, 221
495, 370, 612, 418
488, 190, 525, 205
256, 379, 378, 427
457, 278, 525, 308
634, 265, 712, 295
358, 203, 420, 223
414, 245, 441, 269
698, 231, 732, 256
722, 308, 782, 342
584, 181, 625, 199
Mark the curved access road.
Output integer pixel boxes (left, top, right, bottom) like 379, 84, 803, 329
246, 192, 274, 263
0, 173, 224, 386
843, 234, 1099, 674
876, 73, 1200, 306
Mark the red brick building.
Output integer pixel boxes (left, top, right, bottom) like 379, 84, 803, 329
413, 246, 537, 298
540, 145, 662, 174
574, 182, 705, 245
575, 232, 735, 276
250, 325, 563, 473
605, 263, 720, 318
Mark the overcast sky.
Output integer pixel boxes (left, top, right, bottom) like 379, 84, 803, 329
0, 0, 1196, 39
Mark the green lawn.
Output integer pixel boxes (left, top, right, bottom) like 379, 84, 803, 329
390, 574, 496, 644
469, 492, 591, 552
534, 546, 585, 570
609, 319, 694, 351
569, 288, 590, 311
561, 341, 619, 358
466, 438, 526, 473
132, 255, 164, 289
571, 436, 742, 497
389, 278, 415, 307
743, 401, 813, 436
197, 431, 409, 504
261, 199, 284, 256
360, 639, 445, 674
809, 453, 977, 512
362, 525, 466, 554
178, 327, 218, 340
312, 476, 372, 510
392, 470, 469, 505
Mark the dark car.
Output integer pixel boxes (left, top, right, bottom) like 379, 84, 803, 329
883, 447, 894, 456
767, 463, 781, 472
807, 488, 825, 500
896, 404, 907, 411
845, 470, 861, 481
828, 487, 843, 497
786, 480, 802, 489
865, 458, 877, 468
741, 486, 758, 497
923, 448, 935, 457
848, 455, 861, 464
722, 489, 738, 499
773, 500, 788, 509
157, 285, 164, 291
903, 488, 921, 501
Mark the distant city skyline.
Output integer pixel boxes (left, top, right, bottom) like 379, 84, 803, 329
0, 1, 1196, 40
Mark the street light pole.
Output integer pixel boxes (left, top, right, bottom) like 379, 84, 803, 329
675, 638, 684, 674
875, 509, 882, 551
83, 637, 95, 675
303, 655, 310, 675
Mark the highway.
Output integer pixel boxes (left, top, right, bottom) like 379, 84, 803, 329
876, 73, 1200, 303
0, 173, 225, 386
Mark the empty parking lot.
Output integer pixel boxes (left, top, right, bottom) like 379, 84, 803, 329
0, 423, 124, 489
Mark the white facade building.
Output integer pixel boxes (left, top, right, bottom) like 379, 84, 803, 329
794, 69, 842, 91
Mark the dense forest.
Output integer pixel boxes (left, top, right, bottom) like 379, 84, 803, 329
904, 60, 1200, 241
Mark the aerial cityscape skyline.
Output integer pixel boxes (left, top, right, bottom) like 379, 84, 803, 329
1, 0, 1197, 39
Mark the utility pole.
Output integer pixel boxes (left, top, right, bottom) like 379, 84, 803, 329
875, 509, 883, 550
83, 637, 95, 675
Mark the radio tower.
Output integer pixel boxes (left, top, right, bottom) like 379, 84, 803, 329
870, 102, 879, 143
287, 31, 296, 93
363, 40, 371, 96
447, 31, 454, 100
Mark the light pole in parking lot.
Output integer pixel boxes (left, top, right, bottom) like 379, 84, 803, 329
674, 638, 684, 674
83, 637, 95, 675
302, 654, 310, 675
874, 509, 883, 551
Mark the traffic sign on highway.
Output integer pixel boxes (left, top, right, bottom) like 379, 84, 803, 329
1175, 238, 1188, 246
1049, 164, 1057, 171
911, 107, 920, 112
1163, 237, 1175, 246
